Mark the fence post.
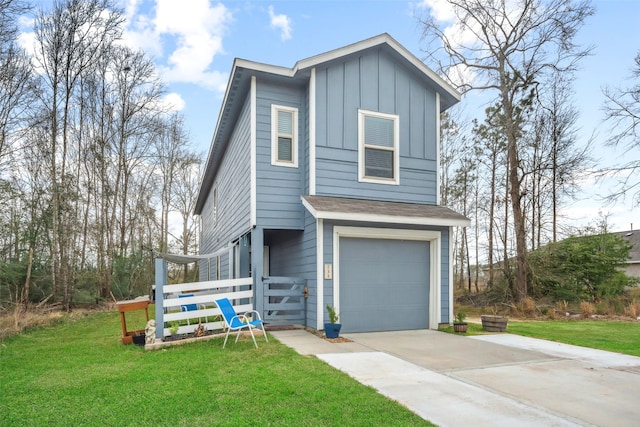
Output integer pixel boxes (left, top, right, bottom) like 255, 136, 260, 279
154, 258, 167, 339
252, 228, 264, 316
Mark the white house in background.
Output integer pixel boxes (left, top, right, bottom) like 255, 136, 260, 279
614, 229, 640, 279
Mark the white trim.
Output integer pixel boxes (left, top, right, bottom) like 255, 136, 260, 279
332, 226, 442, 330
435, 92, 441, 205
300, 198, 471, 227
233, 34, 460, 102
448, 226, 454, 324
271, 104, 299, 168
358, 109, 400, 185
316, 219, 324, 330
332, 226, 341, 317
309, 68, 316, 195
250, 76, 257, 227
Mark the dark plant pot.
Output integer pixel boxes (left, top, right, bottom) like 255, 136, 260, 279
132, 334, 146, 346
453, 322, 468, 333
481, 315, 508, 332
324, 323, 342, 339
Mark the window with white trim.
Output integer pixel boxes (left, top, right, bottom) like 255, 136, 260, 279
358, 110, 399, 184
271, 105, 298, 167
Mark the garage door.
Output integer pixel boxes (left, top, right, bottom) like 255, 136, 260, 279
339, 237, 430, 333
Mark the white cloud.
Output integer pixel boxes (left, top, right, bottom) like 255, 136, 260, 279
122, 0, 232, 92
446, 63, 476, 89
417, 0, 456, 22
268, 5, 292, 41
162, 92, 186, 112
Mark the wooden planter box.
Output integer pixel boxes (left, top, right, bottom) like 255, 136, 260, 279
481, 315, 508, 332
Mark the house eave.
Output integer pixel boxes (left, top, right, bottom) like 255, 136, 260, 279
301, 195, 471, 228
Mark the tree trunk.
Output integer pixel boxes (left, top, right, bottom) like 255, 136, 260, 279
504, 95, 528, 301
21, 247, 33, 307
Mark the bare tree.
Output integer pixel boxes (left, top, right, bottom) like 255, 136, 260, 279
603, 52, 640, 206
473, 104, 508, 287
0, 0, 35, 170
419, 0, 594, 300
153, 113, 189, 254
533, 71, 590, 242
33, 0, 124, 309
170, 153, 201, 282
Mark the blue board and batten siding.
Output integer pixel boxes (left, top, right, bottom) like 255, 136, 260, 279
198, 94, 252, 281
255, 80, 307, 230
314, 48, 438, 203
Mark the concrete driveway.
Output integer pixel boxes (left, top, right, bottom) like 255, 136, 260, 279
271, 329, 640, 427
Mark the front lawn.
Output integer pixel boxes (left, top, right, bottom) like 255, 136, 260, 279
0, 310, 432, 426
507, 320, 640, 357
442, 319, 640, 357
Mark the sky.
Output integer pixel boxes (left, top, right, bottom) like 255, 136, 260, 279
23, 0, 640, 233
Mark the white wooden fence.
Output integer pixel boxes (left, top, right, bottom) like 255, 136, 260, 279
158, 277, 253, 337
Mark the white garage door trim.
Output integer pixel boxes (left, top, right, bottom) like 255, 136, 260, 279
331, 226, 441, 330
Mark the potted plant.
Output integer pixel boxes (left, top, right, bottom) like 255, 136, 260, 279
168, 321, 180, 339
453, 312, 468, 333
324, 305, 342, 339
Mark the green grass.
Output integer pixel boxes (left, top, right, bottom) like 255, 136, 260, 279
507, 320, 640, 357
441, 319, 640, 357
0, 310, 433, 427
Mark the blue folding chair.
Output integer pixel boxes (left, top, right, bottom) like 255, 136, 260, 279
179, 293, 208, 325
215, 298, 268, 348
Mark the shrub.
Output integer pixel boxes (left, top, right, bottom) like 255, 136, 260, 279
556, 300, 569, 313
517, 296, 537, 317
529, 231, 634, 302
625, 300, 640, 318
580, 301, 595, 317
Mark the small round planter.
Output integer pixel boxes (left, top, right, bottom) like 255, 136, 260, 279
324, 323, 342, 339
481, 315, 508, 332
453, 322, 468, 333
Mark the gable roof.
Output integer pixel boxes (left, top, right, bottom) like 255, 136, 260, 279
612, 230, 640, 263
194, 33, 461, 215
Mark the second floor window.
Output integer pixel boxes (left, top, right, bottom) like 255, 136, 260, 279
358, 109, 399, 184
271, 105, 298, 168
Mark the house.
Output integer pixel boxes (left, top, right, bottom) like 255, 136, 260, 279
194, 34, 470, 333
613, 229, 640, 279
